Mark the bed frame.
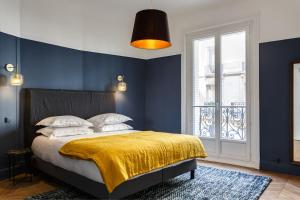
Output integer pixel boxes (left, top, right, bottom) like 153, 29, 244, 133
22, 88, 197, 199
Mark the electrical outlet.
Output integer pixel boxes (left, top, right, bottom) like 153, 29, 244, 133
4, 117, 10, 123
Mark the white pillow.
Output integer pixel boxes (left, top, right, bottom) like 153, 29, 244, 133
36, 116, 93, 128
95, 123, 133, 132
37, 127, 94, 137
88, 113, 132, 127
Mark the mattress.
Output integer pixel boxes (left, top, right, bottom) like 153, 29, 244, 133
31, 130, 192, 184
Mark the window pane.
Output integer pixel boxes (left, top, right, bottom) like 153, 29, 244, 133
193, 37, 215, 138
221, 31, 246, 141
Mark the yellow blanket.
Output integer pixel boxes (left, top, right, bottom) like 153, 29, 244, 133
59, 131, 207, 193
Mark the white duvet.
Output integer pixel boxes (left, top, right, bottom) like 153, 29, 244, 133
31, 130, 191, 184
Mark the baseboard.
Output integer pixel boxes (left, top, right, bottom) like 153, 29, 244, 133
199, 157, 259, 169
0, 166, 24, 180
0, 167, 9, 180
260, 160, 300, 176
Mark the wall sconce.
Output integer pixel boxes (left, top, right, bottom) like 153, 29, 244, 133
4, 64, 24, 86
117, 75, 127, 92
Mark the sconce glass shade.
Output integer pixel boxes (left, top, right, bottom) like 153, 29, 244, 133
131, 9, 171, 50
118, 81, 127, 92
10, 73, 24, 86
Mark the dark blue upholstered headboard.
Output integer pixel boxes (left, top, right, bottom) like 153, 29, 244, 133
23, 88, 115, 147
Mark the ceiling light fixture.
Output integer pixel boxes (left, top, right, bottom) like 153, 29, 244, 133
130, 0, 171, 50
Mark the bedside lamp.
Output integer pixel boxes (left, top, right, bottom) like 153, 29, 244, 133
4, 64, 24, 86
10, 73, 24, 86
117, 75, 127, 92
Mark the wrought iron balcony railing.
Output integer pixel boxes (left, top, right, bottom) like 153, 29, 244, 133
195, 105, 246, 141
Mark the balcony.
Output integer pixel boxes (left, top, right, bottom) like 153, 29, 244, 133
194, 105, 246, 141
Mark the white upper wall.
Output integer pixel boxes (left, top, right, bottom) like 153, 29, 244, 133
0, 0, 300, 59
0, 0, 20, 36
146, 0, 300, 59
19, 0, 146, 58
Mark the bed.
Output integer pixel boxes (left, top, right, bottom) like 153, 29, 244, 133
23, 88, 198, 199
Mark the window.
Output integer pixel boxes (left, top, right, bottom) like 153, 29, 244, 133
193, 37, 215, 138
184, 19, 259, 168
193, 31, 247, 142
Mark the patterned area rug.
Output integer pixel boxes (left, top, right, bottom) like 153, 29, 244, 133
25, 166, 271, 200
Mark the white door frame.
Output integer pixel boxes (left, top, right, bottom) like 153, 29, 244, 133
181, 17, 260, 169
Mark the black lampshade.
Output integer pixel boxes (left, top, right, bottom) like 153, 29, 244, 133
131, 9, 171, 50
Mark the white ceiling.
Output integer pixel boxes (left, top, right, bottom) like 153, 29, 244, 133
82, 0, 237, 17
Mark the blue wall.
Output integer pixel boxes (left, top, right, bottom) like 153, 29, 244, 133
82, 52, 146, 130
145, 55, 181, 133
0, 33, 146, 178
260, 38, 300, 175
0, 32, 19, 178
20, 38, 146, 130
21, 39, 84, 90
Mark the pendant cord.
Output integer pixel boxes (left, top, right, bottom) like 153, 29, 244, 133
150, 0, 153, 9
16, 38, 18, 73
16, 37, 18, 73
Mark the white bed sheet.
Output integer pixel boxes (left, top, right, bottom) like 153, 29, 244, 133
31, 130, 191, 184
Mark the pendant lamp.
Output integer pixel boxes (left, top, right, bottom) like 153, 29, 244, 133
131, 8, 171, 50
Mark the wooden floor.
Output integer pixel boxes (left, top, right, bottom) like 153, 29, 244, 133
0, 161, 300, 200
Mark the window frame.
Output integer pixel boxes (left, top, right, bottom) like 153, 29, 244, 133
182, 18, 260, 169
